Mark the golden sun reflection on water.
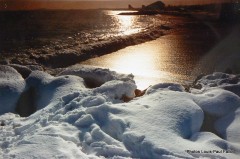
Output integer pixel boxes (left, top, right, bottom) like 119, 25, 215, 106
107, 10, 141, 35
81, 39, 180, 89
106, 49, 159, 77
80, 14, 213, 89
117, 15, 139, 35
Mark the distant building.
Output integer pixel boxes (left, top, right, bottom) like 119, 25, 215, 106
142, 1, 165, 11
124, 1, 165, 15
128, 4, 134, 10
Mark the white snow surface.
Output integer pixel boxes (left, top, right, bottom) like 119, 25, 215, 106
1, 66, 240, 159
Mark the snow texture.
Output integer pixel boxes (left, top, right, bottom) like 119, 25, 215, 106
1, 66, 240, 159
0, 65, 25, 115
59, 65, 135, 88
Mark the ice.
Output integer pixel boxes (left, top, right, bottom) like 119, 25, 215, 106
1, 66, 240, 158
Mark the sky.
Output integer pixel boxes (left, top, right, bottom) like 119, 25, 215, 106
0, 0, 232, 10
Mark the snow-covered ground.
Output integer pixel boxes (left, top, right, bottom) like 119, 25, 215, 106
1, 65, 240, 159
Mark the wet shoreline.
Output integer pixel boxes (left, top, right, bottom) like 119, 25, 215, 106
0, 24, 172, 69
0, 13, 190, 69
0, 12, 237, 73
79, 19, 220, 89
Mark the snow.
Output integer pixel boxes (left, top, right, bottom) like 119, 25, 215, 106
1, 65, 240, 158
93, 80, 136, 100
26, 71, 86, 110
193, 72, 240, 88
0, 65, 25, 115
59, 65, 135, 88
215, 107, 240, 143
193, 89, 240, 117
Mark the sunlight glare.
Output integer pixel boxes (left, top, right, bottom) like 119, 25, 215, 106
81, 40, 177, 89
106, 10, 140, 35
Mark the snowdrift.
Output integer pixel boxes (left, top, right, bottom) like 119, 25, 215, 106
1, 65, 240, 158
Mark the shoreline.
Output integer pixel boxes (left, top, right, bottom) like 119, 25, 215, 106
0, 24, 171, 69
0, 13, 237, 74
0, 13, 194, 70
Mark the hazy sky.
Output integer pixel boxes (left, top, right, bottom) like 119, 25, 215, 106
0, 0, 231, 10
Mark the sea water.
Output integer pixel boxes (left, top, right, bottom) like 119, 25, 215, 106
2, 9, 237, 89
0, 10, 168, 51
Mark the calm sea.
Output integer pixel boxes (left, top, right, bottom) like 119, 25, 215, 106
1, 9, 238, 88
0, 10, 168, 51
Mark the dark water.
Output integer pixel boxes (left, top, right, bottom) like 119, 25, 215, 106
80, 25, 216, 89
80, 17, 240, 89
1, 10, 240, 88
0, 10, 167, 51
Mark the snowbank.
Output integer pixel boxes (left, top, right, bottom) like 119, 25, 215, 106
1, 66, 240, 158
0, 65, 25, 115
59, 65, 135, 88
25, 70, 86, 110
193, 72, 240, 88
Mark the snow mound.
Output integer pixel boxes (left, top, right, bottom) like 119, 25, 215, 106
25, 70, 86, 110
94, 80, 136, 100
146, 83, 185, 94
7, 64, 32, 79
194, 89, 240, 117
1, 67, 240, 158
0, 65, 25, 115
192, 72, 240, 97
7, 64, 44, 79
215, 107, 240, 143
59, 65, 135, 88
